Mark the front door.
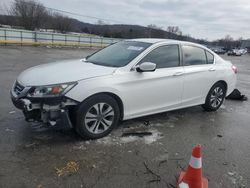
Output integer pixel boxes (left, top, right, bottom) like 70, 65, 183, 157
121, 44, 185, 119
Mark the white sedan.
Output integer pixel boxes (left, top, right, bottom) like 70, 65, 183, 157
11, 39, 237, 139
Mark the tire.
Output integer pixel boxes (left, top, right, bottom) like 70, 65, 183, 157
75, 94, 120, 139
202, 82, 226, 112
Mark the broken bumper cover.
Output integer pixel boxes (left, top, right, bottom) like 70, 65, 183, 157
11, 89, 78, 128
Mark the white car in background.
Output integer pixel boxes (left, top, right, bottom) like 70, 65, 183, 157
238, 48, 248, 55
11, 39, 237, 139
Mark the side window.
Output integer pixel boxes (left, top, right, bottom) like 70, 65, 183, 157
206, 51, 214, 64
139, 45, 180, 69
182, 45, 207, 66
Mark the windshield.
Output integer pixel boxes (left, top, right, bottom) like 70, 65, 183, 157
86, 41, 151, 67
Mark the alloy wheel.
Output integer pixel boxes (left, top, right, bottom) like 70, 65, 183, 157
84, 103, 114, 134
210, 87, 224, 108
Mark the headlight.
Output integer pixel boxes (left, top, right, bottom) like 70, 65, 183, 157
28, 82, 77, 97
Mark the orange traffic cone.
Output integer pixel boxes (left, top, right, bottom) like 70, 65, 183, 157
177, 144, 208, 188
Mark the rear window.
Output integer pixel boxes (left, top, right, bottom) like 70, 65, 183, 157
206, 51, 214, 64
182, 45, 207, 66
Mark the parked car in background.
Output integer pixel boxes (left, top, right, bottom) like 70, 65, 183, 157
11, 39, 237, 139
238, 48, 248, 55
227, 49, 242, 56
213, 48, 226, 55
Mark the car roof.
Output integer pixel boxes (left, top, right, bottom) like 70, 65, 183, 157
125, 38, 206, 48
126, 38, 174, 44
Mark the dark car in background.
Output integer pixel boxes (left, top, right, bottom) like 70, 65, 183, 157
214, 48, 226, 54
210, 47, 226, 55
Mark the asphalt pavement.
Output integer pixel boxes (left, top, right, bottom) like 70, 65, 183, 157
0, 46, 249, 188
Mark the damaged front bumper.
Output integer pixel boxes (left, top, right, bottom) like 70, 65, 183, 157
11, 82, 78, 128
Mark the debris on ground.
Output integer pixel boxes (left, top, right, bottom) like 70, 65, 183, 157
30, 123, 51, 132
228, 171, 236, 176
169, 157, 184, 161
226, 89, 247, 101
33, 135, 52, 141
217, 134, 223, 138
154, 153, 169, 161
143, 161, 161, 183
5, 128, 14, 132
36, 184, 43, 188
154, 153, 169, 167
25, 142, 37, 148
55, 161, 79, 177
143, 121, 150, 126
218, 148, 226, 151
122, 132, 152, 137
158, 160, 168, 167
8, 111, 16, 114
91, 164, 97, 169
167, 183, 176, 188
73, 144, 86, 150
226, 171, 245, 186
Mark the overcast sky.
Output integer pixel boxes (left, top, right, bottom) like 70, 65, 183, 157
1, 0, 250, 40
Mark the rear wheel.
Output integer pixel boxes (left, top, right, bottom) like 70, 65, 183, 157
202, 82, 226, 111
75, 94, 120, 139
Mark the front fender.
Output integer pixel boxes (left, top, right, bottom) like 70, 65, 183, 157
65, 77, 122, 103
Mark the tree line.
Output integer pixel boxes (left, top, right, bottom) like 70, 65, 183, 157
0, 0, 244, 49
2, 0, 73, 32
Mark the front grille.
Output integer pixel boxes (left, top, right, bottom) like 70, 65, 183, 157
14, 81, 25, 95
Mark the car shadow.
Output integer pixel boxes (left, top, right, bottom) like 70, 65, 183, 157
19, 105, 215, 146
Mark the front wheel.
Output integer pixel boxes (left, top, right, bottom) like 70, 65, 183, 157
202, 83, 226, 111
75, 94, 120, 139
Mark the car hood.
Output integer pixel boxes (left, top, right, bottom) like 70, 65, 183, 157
17, 59, 117, 86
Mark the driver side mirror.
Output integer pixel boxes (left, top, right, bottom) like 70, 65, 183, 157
136, 62, 156, 72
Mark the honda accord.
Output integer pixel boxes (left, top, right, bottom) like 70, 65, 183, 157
11, 39, 237, 139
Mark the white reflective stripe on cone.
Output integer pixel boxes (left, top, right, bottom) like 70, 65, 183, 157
179, 182, 189, 188
189, 156, 202, 169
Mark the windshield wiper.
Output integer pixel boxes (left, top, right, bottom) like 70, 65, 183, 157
82, 59, 118, 67
82, 60, 94, 64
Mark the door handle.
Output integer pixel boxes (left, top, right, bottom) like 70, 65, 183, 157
173, 72, 184, 76
209, 67, 216, 71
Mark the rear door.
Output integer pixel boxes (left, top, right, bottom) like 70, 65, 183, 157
181, 45, 217, 106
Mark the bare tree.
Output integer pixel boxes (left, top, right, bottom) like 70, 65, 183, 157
147, 24, 163, 30
146, 24, 163, 38
166, 26, 182, 35
224, 34, 233, 41
223, 34, 234, 49
9, 0, 48, 30
211, 35, 242, 50
97, 19, 106, 25
0, 2, 9, 15
52, 13, 72, 33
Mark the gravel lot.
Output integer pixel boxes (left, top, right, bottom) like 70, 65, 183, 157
0, 46, 250, 188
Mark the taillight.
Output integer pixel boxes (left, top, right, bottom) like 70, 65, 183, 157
232, 65, 237, 74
